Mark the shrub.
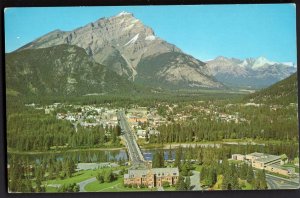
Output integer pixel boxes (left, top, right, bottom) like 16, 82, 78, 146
162, 181, 170, 188
140, 183, 145, 188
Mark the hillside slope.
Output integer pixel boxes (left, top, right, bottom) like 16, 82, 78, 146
245, 73, 298, 104
6, 44, 140, 97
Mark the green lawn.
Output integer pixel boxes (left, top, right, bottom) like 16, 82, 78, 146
44, 166, 125, 187
212, 175, 223, 190
85, 177, 123, 192
242, 182, 253, 190
164, 186, 176, 191
44, 169, 99, 186
193, 164, 203, 172
282, 164, 299, 173
85, 177, 155, 192
240, 179, 253, 190
45, 186, 59, 192
229, 160, 243, 165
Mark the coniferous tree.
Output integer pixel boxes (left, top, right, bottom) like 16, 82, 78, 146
174, 147, 182, 168
185, 176, 191, 191
104, 169, 115, 183
240, 163, 248, 180
246, 165, 255, 185
255, 170, 268, 190
175, 175, 188, 191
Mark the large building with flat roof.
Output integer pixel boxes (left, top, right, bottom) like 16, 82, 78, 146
124, 167, 179, 188
244, 152, 282, 169
231, 152, 295, 176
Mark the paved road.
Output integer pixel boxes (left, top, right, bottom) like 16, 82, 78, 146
117, 111, 146, 169
77, 170, 122, 192
78, 177, 97, 192
190, 171, 202, 191
266, 174, 299, 189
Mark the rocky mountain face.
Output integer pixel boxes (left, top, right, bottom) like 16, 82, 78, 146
17, 11, 223, 89
6, 44, 140, 96
206, 56, 297, 88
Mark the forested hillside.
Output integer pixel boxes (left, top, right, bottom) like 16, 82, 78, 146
6, 44, 141, 97
245, 72, 298, 105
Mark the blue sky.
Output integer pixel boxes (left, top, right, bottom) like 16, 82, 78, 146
5, 4, 297, 63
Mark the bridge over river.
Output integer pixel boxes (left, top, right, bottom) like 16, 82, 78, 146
117, 111, 147, 169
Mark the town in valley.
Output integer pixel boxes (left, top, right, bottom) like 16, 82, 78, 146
5, 5, 298, 193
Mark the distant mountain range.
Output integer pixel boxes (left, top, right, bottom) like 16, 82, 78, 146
206, 56, 296, 89
6, 11, 297, 95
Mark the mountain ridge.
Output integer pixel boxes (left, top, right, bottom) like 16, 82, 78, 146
16, 11, 223, 89
6, 44, 142, 97
206, 56, 296, 89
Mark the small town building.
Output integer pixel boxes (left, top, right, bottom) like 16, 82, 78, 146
124, 167, 179, 188
137, 130, 147, 138
232, 154, 246, 161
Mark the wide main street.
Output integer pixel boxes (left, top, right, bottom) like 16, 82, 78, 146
117, 111, 146, 169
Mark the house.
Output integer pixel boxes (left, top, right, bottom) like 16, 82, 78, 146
232, 154, 246, 161
137, 130, 147, 138
124, 167, 179, 188
56, 113, 66, 120
149, 130, 160, 136
45, 108, 54, 114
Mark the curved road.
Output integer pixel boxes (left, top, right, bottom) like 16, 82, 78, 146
266, 174, 299, 189
190, 171, 202, 191
78, 177, 97, 192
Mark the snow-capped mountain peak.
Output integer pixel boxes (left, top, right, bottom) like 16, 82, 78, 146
116, 11, 133, 17
252, 56, 277, 69
282, 62, 295, 67
206, 55, 297, 89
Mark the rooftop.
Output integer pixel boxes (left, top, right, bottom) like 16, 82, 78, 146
268, 164, 294, 171
254, 154, 281, 163
247, 152, 265, 158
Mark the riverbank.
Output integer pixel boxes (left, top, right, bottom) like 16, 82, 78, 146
7, 146, 126, 155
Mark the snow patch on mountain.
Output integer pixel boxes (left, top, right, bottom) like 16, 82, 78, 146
116, 11, 132, 17
252, 57, 277, 69
282, 62, 295, 67
131, 19, 140, 24
145, 35, 156, 41
124, 33, 139, 46
124, 24, 135, 31
121, 54, 137, 81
